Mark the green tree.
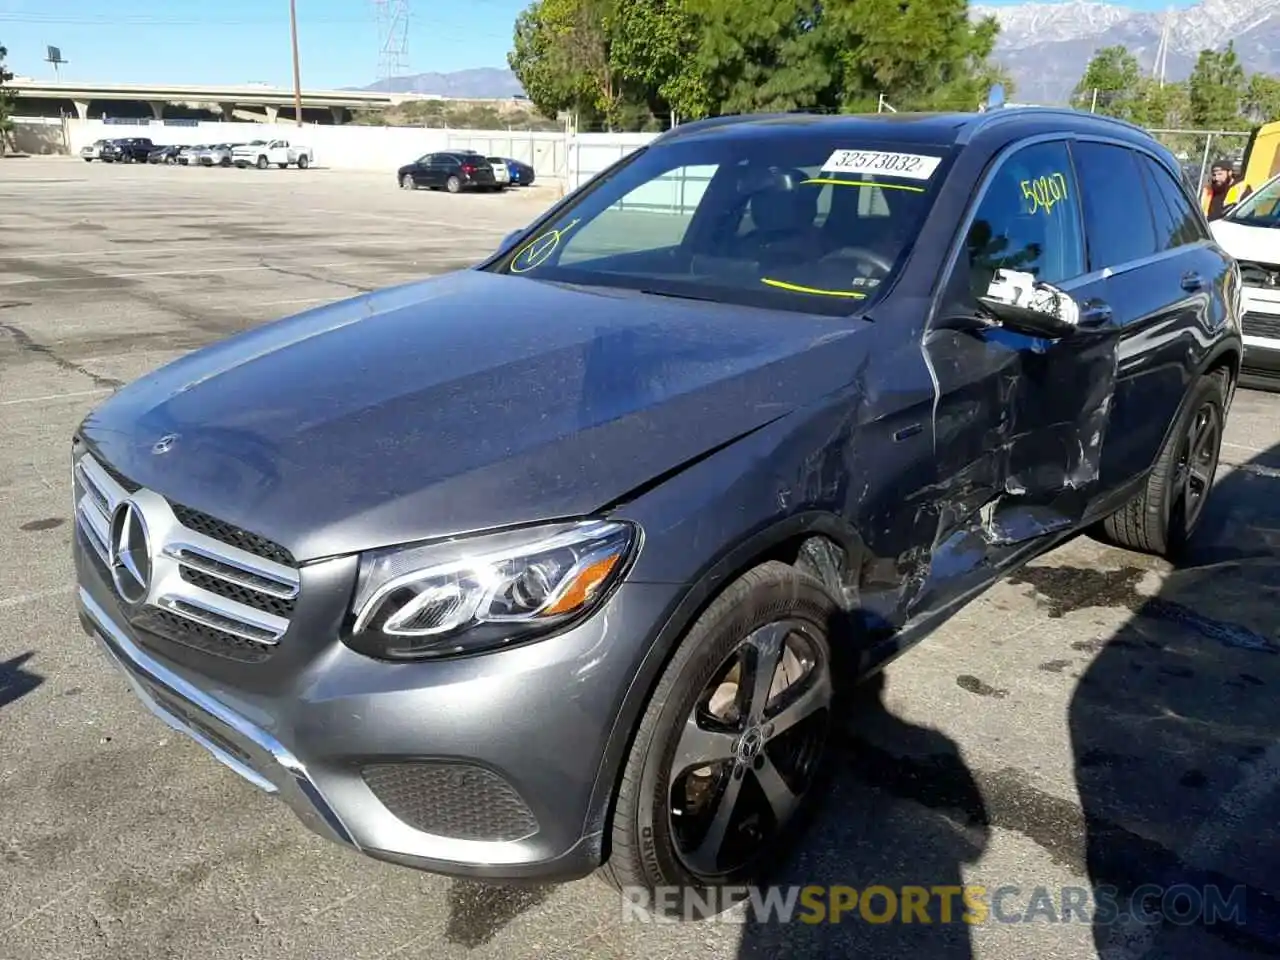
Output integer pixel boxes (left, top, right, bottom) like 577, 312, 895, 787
509, 0, 1011, 128
1188, 43, 1246, 128
0, 43, 15, 154
1243, 72, 1280, 123
1073, 45, 1143, 120
508, 0, 630, 129
825, 0, 1008, 112
609, 0, 708, 120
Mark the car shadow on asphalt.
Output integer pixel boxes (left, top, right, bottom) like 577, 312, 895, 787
1062, 440, 1280, 958
734, 668, 989, 959
0, 651, 43, 710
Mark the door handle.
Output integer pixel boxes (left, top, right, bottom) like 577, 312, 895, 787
1077, 299, 1113, 329
1181, 272, 1205, 292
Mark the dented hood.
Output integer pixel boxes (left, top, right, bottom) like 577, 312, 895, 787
80, 271, 870, 561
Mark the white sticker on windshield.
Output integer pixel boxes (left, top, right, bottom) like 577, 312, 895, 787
821, 149, 941, 180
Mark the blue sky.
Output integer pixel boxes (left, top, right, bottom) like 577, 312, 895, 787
0, 0, 1199, 89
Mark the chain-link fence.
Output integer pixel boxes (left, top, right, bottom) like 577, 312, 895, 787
1146, 129, 1254, 195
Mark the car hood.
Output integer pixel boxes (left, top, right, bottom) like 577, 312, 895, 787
80, 271, 870, 562
1210, 218, 1280, 262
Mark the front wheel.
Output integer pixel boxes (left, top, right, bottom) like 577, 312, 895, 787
599, 561, 838, 911
1100, 369, 1227, 559
400, 173, 416, 190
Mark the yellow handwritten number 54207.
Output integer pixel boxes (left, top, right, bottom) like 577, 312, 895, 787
1020, 173, 1069, 215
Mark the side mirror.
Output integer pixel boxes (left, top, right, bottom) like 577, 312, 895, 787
977, 270, 1081, 339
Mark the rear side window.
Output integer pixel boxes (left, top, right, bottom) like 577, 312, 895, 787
1137, 154, 1209, 248
1071, 141, 1157, 269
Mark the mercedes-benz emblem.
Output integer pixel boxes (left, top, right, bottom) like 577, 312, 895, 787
152, 434, 178, 455
108, 500, 152, 604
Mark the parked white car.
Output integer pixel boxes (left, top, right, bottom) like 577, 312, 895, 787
80, 140, 108, 161
232, 139, 313, 170
1208, 172, 1280, 390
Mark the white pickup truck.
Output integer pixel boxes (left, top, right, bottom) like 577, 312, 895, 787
232, 139, 314, 170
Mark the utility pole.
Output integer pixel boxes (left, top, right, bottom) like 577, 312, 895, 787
290, 0, 303, 125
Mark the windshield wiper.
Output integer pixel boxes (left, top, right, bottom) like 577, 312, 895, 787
635, 288, 722, 303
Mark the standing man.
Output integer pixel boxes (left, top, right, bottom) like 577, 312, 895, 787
1202, 160, 1247, 219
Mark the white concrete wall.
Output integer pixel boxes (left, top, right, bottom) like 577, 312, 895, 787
8, 117, 68, 155
568, 132, 659, 191
61, 118, 574, 180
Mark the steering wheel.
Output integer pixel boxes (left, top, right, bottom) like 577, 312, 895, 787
819, 245, 896, 275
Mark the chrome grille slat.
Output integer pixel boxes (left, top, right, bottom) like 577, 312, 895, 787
74, 451, 299, 660
158, 595, 284, 644
170, 546, 298, 598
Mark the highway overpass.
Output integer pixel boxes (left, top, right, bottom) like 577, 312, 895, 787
6, 79, 412, 124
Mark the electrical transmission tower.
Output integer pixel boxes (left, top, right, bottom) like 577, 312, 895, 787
1153, 7, 1173, 88
373, 0, 410, 81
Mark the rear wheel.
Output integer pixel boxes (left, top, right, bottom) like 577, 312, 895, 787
599, 561, 838, 912
1101, 370, 1227, 559
446, 175, 461, 194
256, 155, 268, 170
297, 155, 310, 169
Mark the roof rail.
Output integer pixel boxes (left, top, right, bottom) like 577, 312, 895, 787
964, 104, 1155, 140
650, 112, 799, 144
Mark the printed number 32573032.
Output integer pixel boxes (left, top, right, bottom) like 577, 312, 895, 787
1020, 173, 1069, 214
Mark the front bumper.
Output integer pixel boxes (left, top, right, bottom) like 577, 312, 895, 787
1241, 287, 1280, 391
76, 533, 677, 881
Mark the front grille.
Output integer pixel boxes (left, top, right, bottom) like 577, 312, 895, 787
179, 567, 296, 618
1243, 311, 1280, 340
361, 762, 540, 842
74, 451, 300, 662
132, 607, 274, 664
170, 502, 295, 566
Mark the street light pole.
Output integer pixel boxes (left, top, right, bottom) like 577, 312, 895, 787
290, 0, 303, 126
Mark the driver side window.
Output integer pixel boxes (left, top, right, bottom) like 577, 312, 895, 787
959, 141, 1085, 298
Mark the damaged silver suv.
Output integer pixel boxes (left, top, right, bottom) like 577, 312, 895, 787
74, 103, 1241, 901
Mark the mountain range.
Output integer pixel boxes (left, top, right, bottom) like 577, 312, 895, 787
973, 0, 1280, 103
362, 0, 1280, 106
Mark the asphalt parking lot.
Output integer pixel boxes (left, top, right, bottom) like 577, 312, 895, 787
2, 157, 1280, 960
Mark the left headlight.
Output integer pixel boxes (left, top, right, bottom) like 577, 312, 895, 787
345, 519, 639, 661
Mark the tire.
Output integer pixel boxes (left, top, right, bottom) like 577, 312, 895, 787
256, 155, 268, 170
400, 173, 416, 190
297, 155, 310, 169
1101, 369, 1227, 559
83, 158, 92, 162
599, 560, 839, 912
446, 175, 461, 194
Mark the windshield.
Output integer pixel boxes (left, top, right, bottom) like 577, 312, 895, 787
484, 132, 951, 315
1226, 173, 1280, 226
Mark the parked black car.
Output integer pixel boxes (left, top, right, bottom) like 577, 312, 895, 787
147, 145, 182, 165
74, 103, 1242, 906
100, 137, 156, 163
397, 151, 500, 193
